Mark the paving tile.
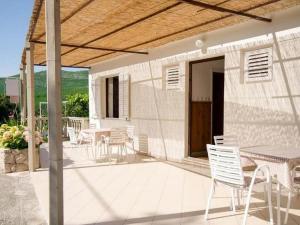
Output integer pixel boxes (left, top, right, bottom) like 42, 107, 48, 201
31, 142, 300, 225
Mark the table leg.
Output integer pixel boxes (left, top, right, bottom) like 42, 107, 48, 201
277, 182, 281, 225
89, 135, 96, 161
93, 136, 97, 160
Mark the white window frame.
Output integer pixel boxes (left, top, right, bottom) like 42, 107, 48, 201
100, 73, 130, 120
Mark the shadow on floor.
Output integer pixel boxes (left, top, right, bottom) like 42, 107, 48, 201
79, 202, 281, 225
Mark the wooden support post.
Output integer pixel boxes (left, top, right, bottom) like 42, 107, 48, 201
25, 42, 36, 172
19, 64, 27, 124
45, 0, 64, 224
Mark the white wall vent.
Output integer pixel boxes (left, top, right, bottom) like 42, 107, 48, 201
244, 47, 273, 82
165, 66, 181, 90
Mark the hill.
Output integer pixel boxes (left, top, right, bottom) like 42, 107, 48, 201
0, 70, 89, 112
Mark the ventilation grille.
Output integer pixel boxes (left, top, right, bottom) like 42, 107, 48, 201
166, 66, 181, 90
244, 47, 273, 82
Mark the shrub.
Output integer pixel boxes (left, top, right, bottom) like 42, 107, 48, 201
0, 95, 19, 125
0, 124, 43, 150
66, 93, 89, 117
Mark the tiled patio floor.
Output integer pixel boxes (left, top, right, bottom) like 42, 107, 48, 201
31, 142, 300, 225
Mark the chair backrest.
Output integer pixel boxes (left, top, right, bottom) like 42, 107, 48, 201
207, 144, 244, 187
89, 123, 96, 129
126, 125, 135, 139
67, 127, 77, 144
108, 129, 126, 144
214, 135, 238, 146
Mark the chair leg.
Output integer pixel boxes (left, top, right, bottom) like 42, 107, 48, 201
205, 180, 215, 220
242, 185, 255, 225
277, 183, 281, 225
85, 144, 90, 159
231, 188, 236, 213
284, 191, 292, 225
118, 146, 121, 161
124, 145, 128, 158
104, 144, 108, 161
267, 181, 274, 225
108, 145, 112, 163
241, 189, 245, 204
132, 141, 135, 153
120, 145, 123, 160
98, 143, 102, 160
237, 189, 241, 208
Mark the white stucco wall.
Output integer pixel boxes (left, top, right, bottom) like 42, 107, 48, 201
89, 6, 300, 161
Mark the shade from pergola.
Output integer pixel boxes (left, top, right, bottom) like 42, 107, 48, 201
22, 0, 300, 68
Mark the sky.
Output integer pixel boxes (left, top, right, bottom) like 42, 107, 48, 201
0, 1, 34, 77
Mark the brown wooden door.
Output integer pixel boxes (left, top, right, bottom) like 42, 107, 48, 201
190, 102, 211, 157
212, 72, 224, 138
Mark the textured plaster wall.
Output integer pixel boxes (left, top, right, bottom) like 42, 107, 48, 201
224, 29, 300, 148
90, 59, 186, 161
89, 8, 300, 161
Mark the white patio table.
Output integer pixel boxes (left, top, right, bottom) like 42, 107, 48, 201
240, 145, 300, 225
79, 128, 111, 160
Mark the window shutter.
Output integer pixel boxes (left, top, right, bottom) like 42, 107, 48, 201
100, 78, 106, 119
244, 47, 273, 82
119, 73, 130, 120
166, 66, 181, 90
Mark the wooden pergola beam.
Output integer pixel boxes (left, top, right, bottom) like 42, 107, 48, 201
72, 0, 277, 66
45, 0, 64, 224
178, 0, 272, 22
32, 40, 148, 54
25, 41, 36, 172
34, 63, 90, 69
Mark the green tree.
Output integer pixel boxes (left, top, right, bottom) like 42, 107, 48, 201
66, 93, 89, 117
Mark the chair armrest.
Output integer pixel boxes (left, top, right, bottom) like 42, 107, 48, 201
249, 165, 271, 188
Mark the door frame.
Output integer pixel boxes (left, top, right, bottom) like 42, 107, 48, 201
187, 55, 225, 157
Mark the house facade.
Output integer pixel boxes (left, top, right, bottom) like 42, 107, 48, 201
89, 6, 300, 162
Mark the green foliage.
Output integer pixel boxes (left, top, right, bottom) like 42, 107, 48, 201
35, 70, 89, 114
66, 93, 89, 117
0, 95, 19, 125
0, 124, 28, 150
0, 70, 89, 114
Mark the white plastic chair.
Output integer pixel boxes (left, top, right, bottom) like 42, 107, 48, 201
205, 144, 273, 225
78, 131, 92, 145
214, 135, 259, 207
105, 129, 127, 161
95, 135, 106, 160
89, 123, 96, 129
126, 125, 135, 155
214, 135, 239, 146
214, 135, 257, 172
67, 127, 91, 158
284, 167, 300, 224
67, 127, 78, 145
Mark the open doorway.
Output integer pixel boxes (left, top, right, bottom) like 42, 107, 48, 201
188, 56, 225, 157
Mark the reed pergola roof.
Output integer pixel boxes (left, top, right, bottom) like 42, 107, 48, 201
22, 0, 300, 68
